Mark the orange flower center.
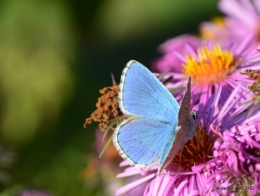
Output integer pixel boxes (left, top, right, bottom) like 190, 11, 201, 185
169, 125, 217, 172
183, 44, 241, 85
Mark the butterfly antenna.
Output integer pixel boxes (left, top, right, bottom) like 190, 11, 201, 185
193, 110, 226, 130
194, 110, 209, 115
199, 116, 226, 130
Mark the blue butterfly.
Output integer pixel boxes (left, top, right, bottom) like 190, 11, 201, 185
113, 60, 196, 174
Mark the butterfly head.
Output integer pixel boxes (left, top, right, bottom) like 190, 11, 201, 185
190, 111, 196, 121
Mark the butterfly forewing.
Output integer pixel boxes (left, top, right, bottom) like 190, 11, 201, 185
118, 60, 179, 122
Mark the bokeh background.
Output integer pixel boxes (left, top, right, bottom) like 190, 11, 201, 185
0, 0, 220, 195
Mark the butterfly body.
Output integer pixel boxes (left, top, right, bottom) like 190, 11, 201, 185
113, 60, 195, 173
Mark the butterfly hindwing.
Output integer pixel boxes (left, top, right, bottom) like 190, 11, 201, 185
179, 77, 192, 125
159, 77, 196, 172
178, 77, 196, 142
113, 117, 177, 168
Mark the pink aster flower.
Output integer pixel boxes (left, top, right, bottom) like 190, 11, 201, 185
152, 34, 201, 73
207, 123, 260, 195
201, 0, 260, 45
114, 84, 260, 196
154, 34, 260, 110
200, 17, 240, 47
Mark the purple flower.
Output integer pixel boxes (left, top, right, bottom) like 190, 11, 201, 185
207, 124, 260, 195
200, 17, 239, 47
154, 34, 260, 110
114, 85, 260, 196
201, 0, 260, 45
152, 34, 201, 73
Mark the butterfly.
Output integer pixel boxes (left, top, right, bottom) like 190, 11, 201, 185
113, 60, 196, 174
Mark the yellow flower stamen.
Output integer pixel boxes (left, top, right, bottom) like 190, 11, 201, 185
183, 44, 241, 85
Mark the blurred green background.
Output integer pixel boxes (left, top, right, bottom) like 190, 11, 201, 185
0, 0, 219, 195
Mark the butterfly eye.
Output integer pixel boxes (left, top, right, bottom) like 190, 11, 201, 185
190, 111, 196, 120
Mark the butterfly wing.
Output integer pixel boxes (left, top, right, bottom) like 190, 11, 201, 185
160, 77, 196, 172
118, 60, 179, 122
178, 77, 192, 125
178, 77, 196, 142
114, 60, 180, 168
113, 117, 177, 167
